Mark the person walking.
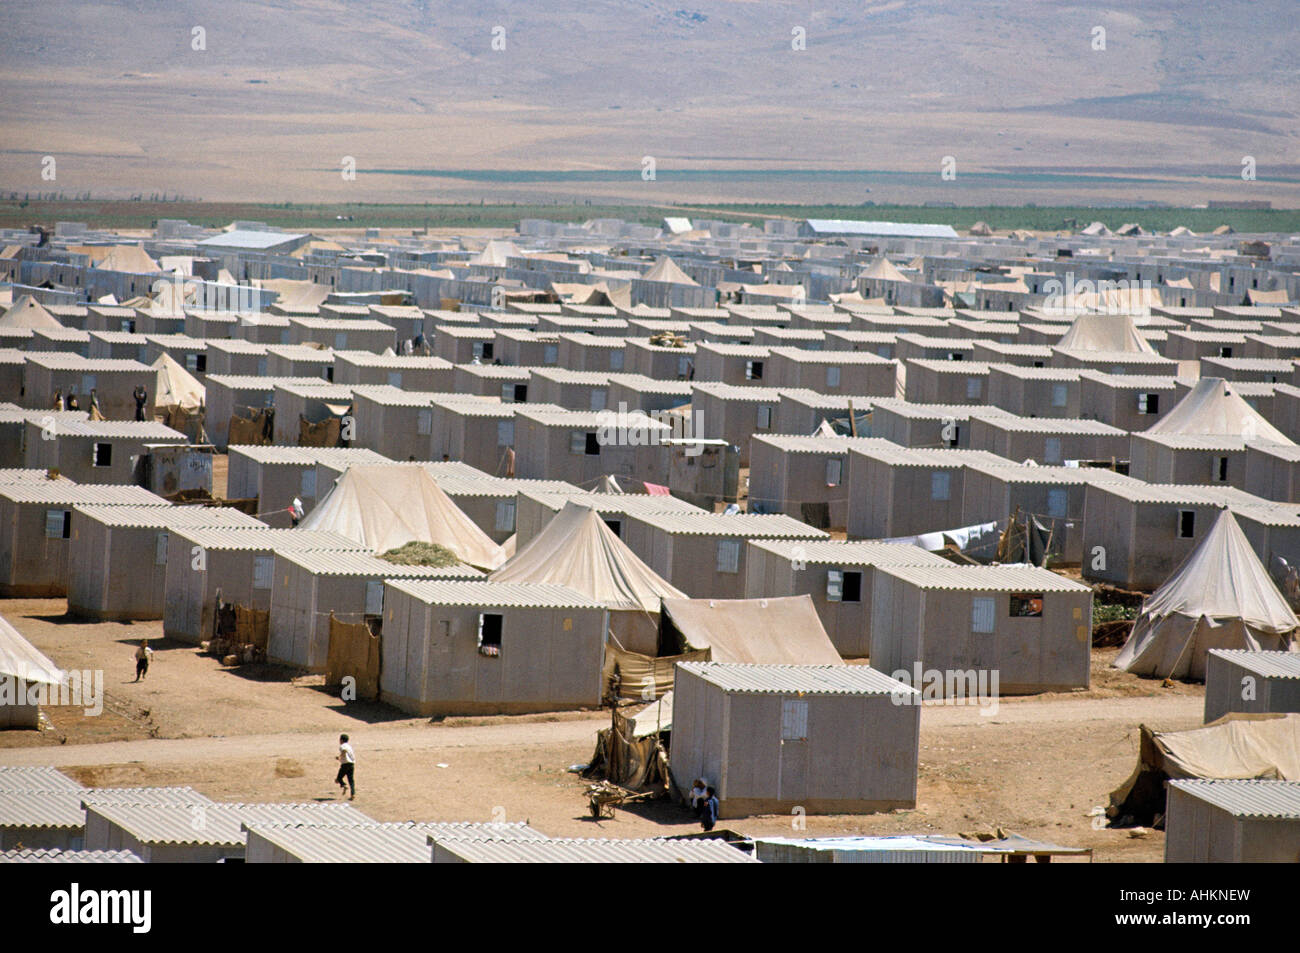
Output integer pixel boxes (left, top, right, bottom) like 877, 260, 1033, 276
134, 639, 153, 682
335, 733, 356, 800
701, 786, 719, 832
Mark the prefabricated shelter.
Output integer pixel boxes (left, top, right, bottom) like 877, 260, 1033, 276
66, 504, 265, 620
203, 339, 270, 377
270, 381, 354, 445
1115, 510, 1299, 681
489, 502, 686, 656
743, 539, 950, 657
625, 338, 696, 381
433, 325, 497, 363
1077, 371, 1176, 432
971, 341, 1052, 367
380, 580, 608, 715
0, 408, 87, 468
605, 374, 693, 416
1243, 440, 1300, 502
773, 391, 876, 438
227, 446, 390, 526
1050, 348, 1178, 376
21, 354, 155, 420
765, 348, 897, 397
0, 350, 25, 405
511, 407, 671, 487
288, 317, 397, 354
83, 802, 373, 863
143, 334, 208, 377
297, 464, 506, 570
527, 368, 621, 411
429, 835, 755, 864
870, 564, 1093, 695
1204, 650, 1300, 722
1165, 779, 1300, 863
428, 397, 557, 475
1200, 356, 1294, 384
867, 399, 1011, 449
961, 463, 1138, 564
244, 821, 547, 864
967, 413, 1127, 465
162, 527, 367, 643
332, 352, 454, 391
0, 613, 64, 730
0, 483, 169, 596
453, 363, 533, 402
894, 335, 977, 364
902, 359, 993, 405
985, 365, 1083, 418
511, 490, 706, 548
347, 387, 441, 462
88, 331, 150, 362
264, 344, 336, 380
622, 512, 829, 600
845, 447, 1007, 539
555, 332, 636, 372
747, 435, 895, 530
692, 342, 774, 386
690, 383, 815, 467
670, 662, 920, 817
267, 550, 483, 671
0, 787, 212, 852
204, 375, 322, 451
23, 418, 187, 486
492, 329, 561, 368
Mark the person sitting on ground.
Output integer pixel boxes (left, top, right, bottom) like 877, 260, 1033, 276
689, 778, 708, 816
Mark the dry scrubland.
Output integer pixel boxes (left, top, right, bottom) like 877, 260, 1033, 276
0, 597, 1202, 861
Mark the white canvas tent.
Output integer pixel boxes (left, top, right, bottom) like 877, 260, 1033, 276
1054, 313, 1155, 353
1144, 377, 1293, 444
297, 465, 506, 570
153, 352, 204, 416
490, 502, 686, 654
0, 295, 63, 330
643, 256, 698, 286
1115, 510, 1300, 680
659, 595, 844, 665
0, 613, 63, 729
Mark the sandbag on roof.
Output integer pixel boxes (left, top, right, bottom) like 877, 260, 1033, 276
491, 502, 685, 614
1143, 377, 1293, 443
659, 595, 843, 664
1054, 312, 1155, 353
1115, 510, 1300, 680
0, 614, 63, 687
1108, 713, 1300, 826
0, 295, 63, 330
298, 465, 506, 570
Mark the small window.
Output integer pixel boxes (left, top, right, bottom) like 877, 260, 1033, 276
609, 351, 624, 371
417, 408, 433, 435
252, 555, 274, 590
1137, 392, 1160, 415
497, 420, 514, 447
826, 569, 843, 602
45, 509, 71, 539
965, 377, 981, 398
301, 469, 317, 498
745, 360, 764, 381
756, 405, 773, 429
826, 366, 841, 389
603, 518, 622, 538
590, 389, 607, 412
1213, 456, 1229, 482
513, 384, 528, 403
825, 457, 843, 487
1047, 488, 1068, 518
1051, 384, 1068, 408
1219, 346, 1233, 358
1043, 437, 1062, 464
495, 500, 516, 533
186, 353, 200, 372
155, 531, 169, 565
544, 344, 559, 364
570, 431, 587, 454
502, 383, 517, 403
334, 333, 348, 350
781, 698, 809, 741
81, 374, 97, 393
584, 432, 601, 456
257, 357, 268, 376
478, 612, 503, 656
387, 371, 403, 389
364, 580, 384, 616
971, 596, 996, 633
931, 471, 951, 501
841, 570, 862, 602
1177, 509, 1196, 539
678, 356, 691, 377
92, 442, 113, 467
481, 341, 494, 360
1010, 593, 1044, 617
716, 539, 740, 574
949, 352, 965, 362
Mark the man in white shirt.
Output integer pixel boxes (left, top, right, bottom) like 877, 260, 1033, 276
134, 639, 154, 682
336, 733, 356, 800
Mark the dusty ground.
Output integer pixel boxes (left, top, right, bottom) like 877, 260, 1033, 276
0, 598, 1203, 861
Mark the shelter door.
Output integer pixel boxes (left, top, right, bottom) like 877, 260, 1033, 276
778, 698, 810, 803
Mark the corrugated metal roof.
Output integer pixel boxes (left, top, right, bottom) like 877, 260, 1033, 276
87, 802, 374, 846
753, 435, 892, 454
968, 463, 1136, 486
434, 476, 580, 498
1207, 650, 1300, 679
768, 347, 892, 365
853, 447, 1006, 468
336, 353, 452, 369
987, 365, 1083, 381
33, 419, 186, 440
243, 821, 545, 863
679, 661, 917, 697
72, 504, 264, 529
24, 354, 151, 372
1054, 348, 1176, 364
0, 484, 169, 506
747, 538, 950, 567
0, 848, 142, 863
870, 399, 1013, 421
905, 359, 992, 374
80, 787, 215, 807
276, 550, 483, 579
780, 391, 879, 410
971, 415, 1126, 436
878, 564, 1092, 592
289, 317, 396, 331
633, 512, 829, 539
386, 579, 605, 609
169, 527, 367, 552
521, 491, 704, 517
265, 344, 336, 361
1169, 779, 1300, 818
804, 219, 959, 239
1, 786, 217, 830
430, 835, 756, 863
0, 766, 83, 792
0, 468, 73, 485
228, 446, 389, 466
1133, 433, 1249, 450
205, 375, 325, 391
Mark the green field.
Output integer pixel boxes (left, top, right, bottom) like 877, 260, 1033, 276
2, 199, 1297, 234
